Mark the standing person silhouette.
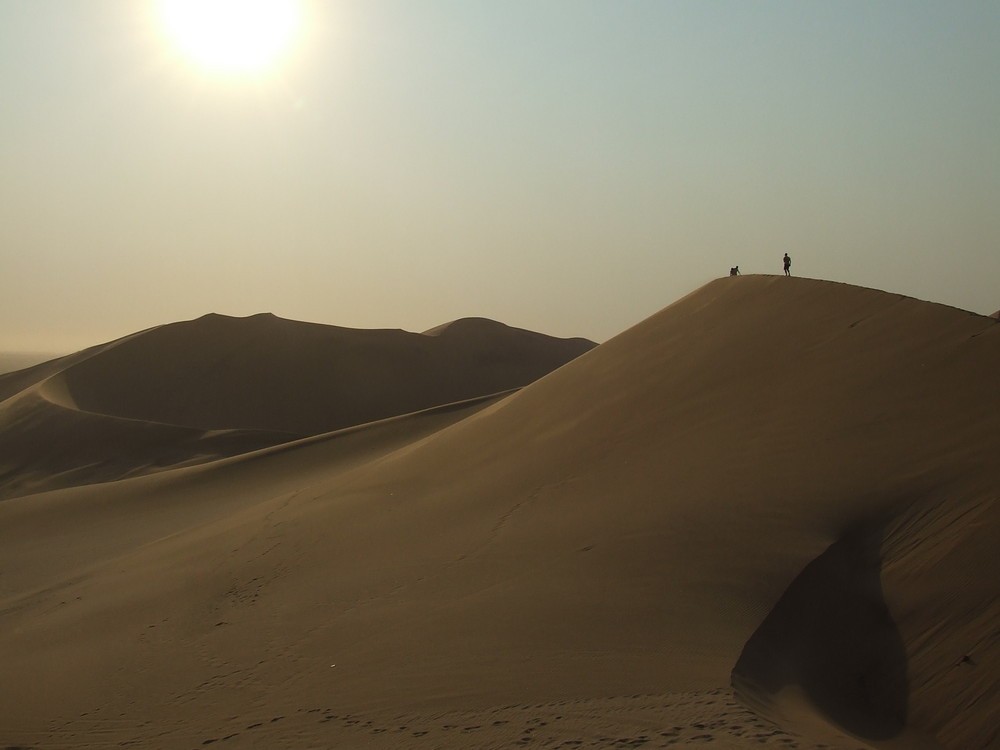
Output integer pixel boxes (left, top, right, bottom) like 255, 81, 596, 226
783, 253, 791, 276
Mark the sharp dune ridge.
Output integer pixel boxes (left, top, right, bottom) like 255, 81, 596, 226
1, 276, 998, 749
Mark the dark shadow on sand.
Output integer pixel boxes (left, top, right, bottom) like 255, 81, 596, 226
732, 520, 909, 741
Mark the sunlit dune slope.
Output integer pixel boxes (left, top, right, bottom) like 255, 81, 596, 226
0, 277, 997, 750
0, 313, 594, 499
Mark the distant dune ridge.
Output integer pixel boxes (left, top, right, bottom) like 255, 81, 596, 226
0, 313, 595, 499
0, 351, 64, 376
1, 276, 998, 750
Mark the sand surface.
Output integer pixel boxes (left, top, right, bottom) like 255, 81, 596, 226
1, 276, 997, 749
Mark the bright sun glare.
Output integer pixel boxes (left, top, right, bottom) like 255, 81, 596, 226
158, 0, 303, 75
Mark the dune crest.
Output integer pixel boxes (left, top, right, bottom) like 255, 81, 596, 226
1, 277, 997, 749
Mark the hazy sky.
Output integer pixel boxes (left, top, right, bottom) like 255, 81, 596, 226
2, 1, 998, 352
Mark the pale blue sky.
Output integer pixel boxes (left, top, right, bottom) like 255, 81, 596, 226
2, 0, 998, 352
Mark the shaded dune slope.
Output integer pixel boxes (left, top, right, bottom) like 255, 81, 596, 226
0, 381, 293, 500
0, 314, 594, 499
54, 312, 595, 434
1, 277, 998, 749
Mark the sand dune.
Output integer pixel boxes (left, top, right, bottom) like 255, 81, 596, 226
0, 351, 66, 377
51, 313, 595, 434
0, 314, 594, 499
1, 277, 997, 749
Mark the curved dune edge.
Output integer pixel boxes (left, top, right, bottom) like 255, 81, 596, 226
0, 376, 298, 500
1, 277, 997, 749
732, 483, 999, 750
731, 520, 942, 750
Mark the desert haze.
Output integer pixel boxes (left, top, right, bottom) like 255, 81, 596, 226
1, 275, 998, 750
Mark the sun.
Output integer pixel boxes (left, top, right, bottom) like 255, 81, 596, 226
158, 0, 303, 76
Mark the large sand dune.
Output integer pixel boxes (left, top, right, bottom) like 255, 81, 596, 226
0, 314, 594, 499
1, 276, 997, 750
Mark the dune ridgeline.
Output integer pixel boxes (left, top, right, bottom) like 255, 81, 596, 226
0, 276, 997, 750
